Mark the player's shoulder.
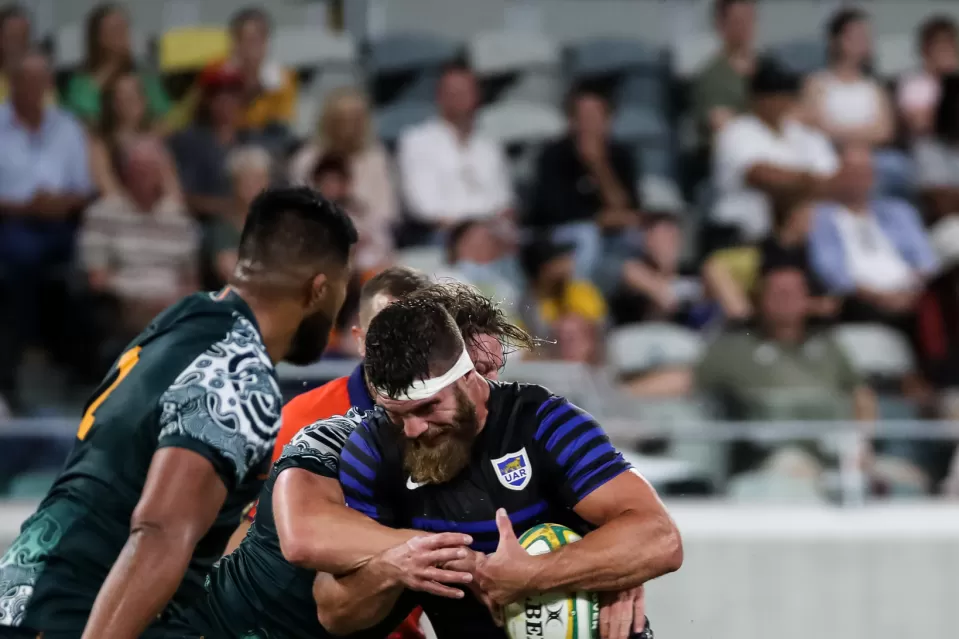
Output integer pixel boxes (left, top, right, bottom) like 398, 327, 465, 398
489, 380, 558, 417
274, 408, 371, 479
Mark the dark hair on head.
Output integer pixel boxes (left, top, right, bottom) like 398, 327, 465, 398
98, 71, 150, 139
237, 186, 358, 273
312, 153, 351, 183
364, 297, 465, 399
230, 6, 272, 36
919, 16, 958, 54
410, 282, 537, 359
563, 82, 609, 117
714, 0, 753, 22
826, 7, 870, 66
0, 4, 29, 68
935, 73, 959, 142
359, 266, 431, 307
84, 3, 132, 74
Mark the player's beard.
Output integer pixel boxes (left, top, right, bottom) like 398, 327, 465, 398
403, 387, 480, 485
284, 308, 335, 366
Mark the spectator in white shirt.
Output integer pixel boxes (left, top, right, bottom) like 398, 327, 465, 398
712, 58, 839, 244
898, 16, 958, 139
397, 62, 513, 233
803, 8, 895, 148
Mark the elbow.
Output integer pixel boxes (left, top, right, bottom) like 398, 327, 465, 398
657, 516, 684, 575
316, 607, 355, 636
279, 533, 315, 568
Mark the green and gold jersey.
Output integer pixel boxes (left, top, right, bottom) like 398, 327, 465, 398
0, 289, 283, 635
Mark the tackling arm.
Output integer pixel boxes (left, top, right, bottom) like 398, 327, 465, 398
81, 448, 227, 639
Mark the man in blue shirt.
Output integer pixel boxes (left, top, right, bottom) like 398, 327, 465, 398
0, 49, 95, 412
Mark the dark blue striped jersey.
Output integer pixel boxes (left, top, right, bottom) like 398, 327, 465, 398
339, 381, 632, 637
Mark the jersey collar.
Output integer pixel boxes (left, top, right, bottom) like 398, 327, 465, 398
347, 363, 375, 412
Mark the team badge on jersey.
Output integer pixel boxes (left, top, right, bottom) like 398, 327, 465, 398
491, 448, 532, 490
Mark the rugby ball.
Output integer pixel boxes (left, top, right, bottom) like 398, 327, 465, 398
504, 523, 598, 639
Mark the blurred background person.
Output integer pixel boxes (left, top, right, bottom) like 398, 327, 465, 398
915, 73, 959, 223
398, 62, 513, 235
440, 219, 521, 320
289, 87, 398, 228
201, 145, 271, 290
692, 0, 757, 142
810, 144, 937, 326
0, 3, 33, 103
0, 50, 94, 414
711, 57, 838, 249
64, 3, 170, 125
79, 137, 198, 357
528, 85, 641, 280
803, 8, 894, 148
89, 71, 180, 198
898, 16, 959, 139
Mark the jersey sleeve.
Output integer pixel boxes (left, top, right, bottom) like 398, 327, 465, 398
532, 395, 632, 507
272, 409, 366, 480
156, 315, 283, 490
338, 421, 394, 525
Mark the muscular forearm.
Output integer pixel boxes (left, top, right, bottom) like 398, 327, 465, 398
81, 526, 193, 639
314, 559, 404, 635
527, 511, 682, 593
281, 503, 418, 574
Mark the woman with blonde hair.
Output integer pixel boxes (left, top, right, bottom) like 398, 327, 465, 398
289, 87, 397, 227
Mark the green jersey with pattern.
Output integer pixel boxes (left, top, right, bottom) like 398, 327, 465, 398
0, 289, 283, 635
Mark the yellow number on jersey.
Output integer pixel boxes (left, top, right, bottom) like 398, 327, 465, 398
77, 346, 142, 440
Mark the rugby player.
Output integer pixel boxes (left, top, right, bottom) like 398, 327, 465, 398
0, 187, 356, 639
165, 283, 535, 638
315, 297, 682, 638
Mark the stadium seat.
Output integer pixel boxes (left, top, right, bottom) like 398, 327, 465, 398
768, 39, 827, 75
569, 37, 666, 78
159, 27, 230, 74
832, 323, 916, 380
468, 30, 559, 76
501, 361, 602, 414
368, 32, 461, 76
477, 100, 565, 146
271, 26, 356, 72
611, 106, 670, 145
374, 100, 436, 146
875, 32, 916, 77
6, 471, 57, 500
640, 175, 686, 213
606, 323, 704, 377
616, 73, 668, 111
634, 145, 677, 181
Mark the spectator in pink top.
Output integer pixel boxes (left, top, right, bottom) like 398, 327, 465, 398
898, 16, 959, 138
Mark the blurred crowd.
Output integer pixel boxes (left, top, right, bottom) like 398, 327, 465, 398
5, 0, 959, 498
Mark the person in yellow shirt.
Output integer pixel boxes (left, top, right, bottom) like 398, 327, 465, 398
519, 236, 607, 339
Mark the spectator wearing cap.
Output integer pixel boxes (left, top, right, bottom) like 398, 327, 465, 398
169, 65, 270, 219
310, 154, 393, 276
704, 192, 835, 320
79, 137, 198, 351
440, 219, 521, 320
692, 0, 757, 141
0, 50, 95, 412
528, 85, 642, 281
202, 145, 272, 289
519, 236, 607, 342
712, 57, 839, 247
809, 144, 937, 325
802, 8, 895, 148
899, 16, 959, 138
914, 73, 959, 222
398, 62, 513, 234
64, 3, 170, 125
289, 88, 398, 230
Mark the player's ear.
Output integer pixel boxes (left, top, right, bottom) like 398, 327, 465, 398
307, 272, 329, 311
351, 325, 366, 358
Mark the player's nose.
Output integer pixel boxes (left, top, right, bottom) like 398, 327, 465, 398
403, 418, 430, 439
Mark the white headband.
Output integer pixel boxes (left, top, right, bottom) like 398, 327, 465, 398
376, 347, 475, 402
